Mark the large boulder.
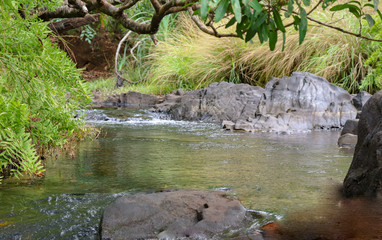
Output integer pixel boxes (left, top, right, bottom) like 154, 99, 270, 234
250, 72, 356, 132
343, 91, 382, 197
156, 81, 265, 122
155, 72, 357, 132
100, 190, 259, 240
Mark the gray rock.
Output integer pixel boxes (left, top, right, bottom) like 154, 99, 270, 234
155, 72, 356, 132
93, 91, 163, 108
222, 120, 235, 130
338, 133, 358, 148
343, 91, 382, 197
251, 72, 357, 132
101, 190, 248, 240
352, 91, 372, 110
156, 81, 265, 122
341, 119, 359, 136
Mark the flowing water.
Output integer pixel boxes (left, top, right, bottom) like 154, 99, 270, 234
0, 109, 353, 239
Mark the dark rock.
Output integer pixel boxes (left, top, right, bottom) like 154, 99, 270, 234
92, 91, 163, 108
101, 190, 248, 240
341, 119, 359, 136
338, 133, 358, 148
352, 91, 372, 110
343, 91, 382, 197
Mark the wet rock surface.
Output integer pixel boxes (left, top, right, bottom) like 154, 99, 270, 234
155, 72, 357, 132
101, 190, 263, 240
343, 91, 382, 197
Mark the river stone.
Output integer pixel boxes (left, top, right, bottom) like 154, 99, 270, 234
93, 91, 163, 108
101, 190, 248, 240
340, 119, 359, 136
352, 91, 372, 110
343, 91, 382, 197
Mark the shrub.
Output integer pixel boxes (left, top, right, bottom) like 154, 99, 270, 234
0, 1, 91, 181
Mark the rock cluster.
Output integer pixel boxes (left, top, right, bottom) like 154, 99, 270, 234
155, 72, 357, 133
337, 91, 372, 148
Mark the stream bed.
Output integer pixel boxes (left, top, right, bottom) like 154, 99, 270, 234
0, 109, 353, 239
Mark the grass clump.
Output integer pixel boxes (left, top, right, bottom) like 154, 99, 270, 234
145, 12, 369, 94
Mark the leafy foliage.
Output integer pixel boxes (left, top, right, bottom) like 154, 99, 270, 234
0, 0, 91, 181
360, 18, 382, 93
196, 0, 381, 49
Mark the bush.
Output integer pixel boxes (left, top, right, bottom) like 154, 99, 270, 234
0, 1, 91, 181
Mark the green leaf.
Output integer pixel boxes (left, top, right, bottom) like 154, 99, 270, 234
330, 4, 361, 18
348, 1, 361, 6
374, 0, 379, 10
201, 0, 209, 20
349, 7, 360, 18
299, 15, 307, 44
365, 14, 375, 27
245, 24, 257, 42
231, 0, 242, 23
248, 0, 263, 13
225, 17, 237, 28
273, 8, 285, 32
4, 0, 13, 8
302, 0, 310, 6
269, 22, 277, 51
254, 12, 267, 29
288, 0, 294, 13
215, 0, 230, 22
377, 9, 382, 21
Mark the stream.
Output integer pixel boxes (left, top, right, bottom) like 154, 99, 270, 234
0, 109, 353, 239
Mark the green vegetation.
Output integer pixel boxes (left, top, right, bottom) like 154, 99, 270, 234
89, 10, 380, 95
0, 1, 91, 181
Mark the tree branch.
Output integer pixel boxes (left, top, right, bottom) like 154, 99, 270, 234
281, 8, 382, 42
187, 8, 239, 38
150, 0, 162, 12
117, 0, 141, 13
48, 14, 100, 33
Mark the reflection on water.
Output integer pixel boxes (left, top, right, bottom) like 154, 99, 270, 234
0, 109, 353, 239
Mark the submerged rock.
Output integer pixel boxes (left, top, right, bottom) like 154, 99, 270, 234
100, 190, 259, 240
155, 72, 357, 132
343, 91, 382, 197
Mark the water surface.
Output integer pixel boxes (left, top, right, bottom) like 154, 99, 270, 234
0, 109, 353, 239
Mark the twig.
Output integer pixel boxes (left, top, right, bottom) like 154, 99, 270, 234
187, 7, 239, 38
280, 7, 382, 42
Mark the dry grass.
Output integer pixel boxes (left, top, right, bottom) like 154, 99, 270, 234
146, 10, 369, 93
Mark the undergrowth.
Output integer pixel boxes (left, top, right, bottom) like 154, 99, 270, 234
145, 12, 369, 94
0, 1, 91, 182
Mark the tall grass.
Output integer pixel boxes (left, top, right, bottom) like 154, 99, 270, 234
146, 11, 369, 94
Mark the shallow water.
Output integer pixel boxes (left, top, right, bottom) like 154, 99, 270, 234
0, 109, 353, 239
